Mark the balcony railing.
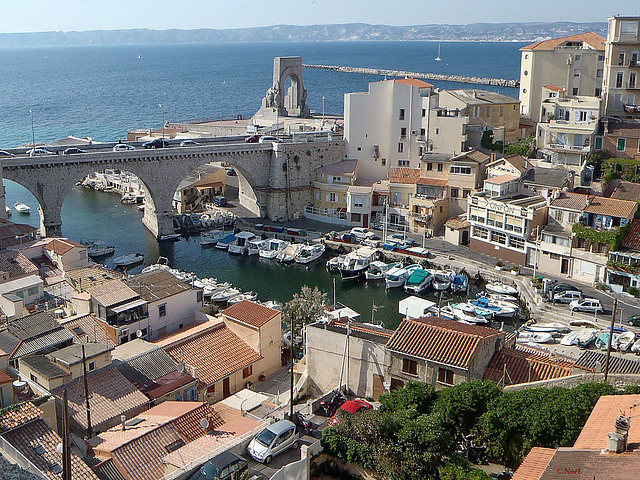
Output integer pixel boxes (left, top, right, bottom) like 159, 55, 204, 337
417, 135, 426, 143
547, 143, 590, 152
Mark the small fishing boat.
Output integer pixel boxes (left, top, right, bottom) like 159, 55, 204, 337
568, 319, 601, 329
200, 230, 224, 246
404, 269, 433, 294
631, 337, 640, 354
525, 321, 570, 333
516, 331, 554, 343
113, 252, 145, 267
485, 282, 518, 296
432, 269, 455, 291
87, 241, 115, 258
451, 273, 468, 293
260, 239, 290, 259
340, 247, 378, 281
613, 331, 636, 352
158, 233, 181, 242
294, 243, 325, 264
470, 297, 517, 318
14, 202, 30, 214
365, 261, 400, 281
482, 293, 519, 304
560, 329, 598, 348
326, 255, 345, 272
210, 287, 241, 302
595, 332, 617, 350
228, 231, 257, 255
522, 324, 560, 334
448, 303, 490, 324
385, 264, 421, 289
277, 243, 302, 264
215, 234, 236, 250
247, 239, 267, 256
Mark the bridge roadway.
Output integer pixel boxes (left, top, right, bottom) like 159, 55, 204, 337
1, 137, 347, 238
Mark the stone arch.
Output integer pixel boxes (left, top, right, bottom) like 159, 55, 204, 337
262, 56, 310, 118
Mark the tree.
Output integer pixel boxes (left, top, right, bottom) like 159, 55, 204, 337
505, 136, 533, 157
281, 285, 327, 337
379, 381, 438, 415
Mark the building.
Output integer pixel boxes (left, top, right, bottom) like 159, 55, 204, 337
468, 192, 548, 266
408, 178, 449, 236
388, 167, 420, 228
607, 218, 640, 293
384, 317, 505, 390
0, 250, 38, 283
601, 122, 640, 158
0, 274, 44, 321
444, 215, 471, 246
602, 16, 640, 120
521, 166, 574, 199
486, 153, 531, 178
344, 78, 434, 181
29, 237, 90, 273
173, 168, 226, 214
518, 32, 605, 120
448, 150, 491, 215
609, 180, 640, 201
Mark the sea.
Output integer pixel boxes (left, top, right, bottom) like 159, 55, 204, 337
0, 41, 525, 329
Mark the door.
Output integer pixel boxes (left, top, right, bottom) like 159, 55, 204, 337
372, 374, 385, 401
461, 230, 469, 245
561, 258, 569, 275
223, 377, 230, 398
363, 214, 369, 228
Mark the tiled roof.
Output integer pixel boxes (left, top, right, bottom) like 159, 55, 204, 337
540, 448, 640, 480
575, 350, 640, 374
486, 174, 519, 185
389, 167, 421, 184
606, 122, 640, 137
0, 251, 38, 278
511, 447, 556, 480
0, 370, 12, 384
60, 314, 116, 348
7, 312, 63, 341
543, 85, 565, 92
52, 367, 149, 430
2, 418, 99, 480
0, 330, 20, 359
445, 215, 470, 230
20, 355, 69, 380
574, 394, 640, 450
394, 78, 433, 88
551, 192, 638, 218
451, 149, 490, 164
41, 237, 85, 256
158, 322, 262, 386
0, 402, 43, 434
0, 222, 38, 250
484, 348, 586, 386
521, 32, 605, 51
417, 177, 448, 187
522, 167, 572, 188
115, 347, 181, 390
64, 265, 124, 291
93, 459, 126, 480
385, 317, 504, 369
222, 300, 280, 329
142, 371, 195, 400
49, 342, 112, 366
612, 181, 640, 202
316, 159, 358, 176
622, 219, 640, 251
12, 329, 74, 360
124, 269, 192, 303
86, 279, 139, 307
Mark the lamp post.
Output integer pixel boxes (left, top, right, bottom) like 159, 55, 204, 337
29, 109, 35, 153
159, 104, 165, 141
321, 96, 326, 129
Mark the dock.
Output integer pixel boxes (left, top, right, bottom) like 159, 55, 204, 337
303, 64, 519, 88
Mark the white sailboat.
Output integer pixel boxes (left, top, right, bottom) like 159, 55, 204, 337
435, 44, 442, 61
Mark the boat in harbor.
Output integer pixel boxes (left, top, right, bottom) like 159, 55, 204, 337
294, 243, 325, 264
200, 230, 224, 246
483, 293, 519, 304
595, 332, 617, 350
228, 231, 257, 255
385, 264, 421, 289
210, 287, 241, 302
404, 269, 433, 294
516, 331, 554, 344
470, 296, 517, 318
339, 247, 378, 281
247, 239, 267, 256
113, 252, 145, 267
613, 331, 636, 352
260, 238, 289, 259
568, 319, 601, 330
449, 302, 491, 324
86, 241, 115, 258
5, 205, 11, 217
432, 269, 455, 291
485, 282, 518, 296
365, 261, 401, 281
158, 233, 181, 242
215, 234, 236, 250
14, 202, 30, 214
451, 273, 468, 293
326, 255, 345, 272
277, 243, 302, 264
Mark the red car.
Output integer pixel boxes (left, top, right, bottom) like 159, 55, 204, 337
245, 135, 260, 143
328, 399, 373, 427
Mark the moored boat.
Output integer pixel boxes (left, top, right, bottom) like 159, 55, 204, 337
5, 205, 11, 217
260, 239, 290, 259
485, 281, 518, 296
277, 243, 302, 264
228, 231, 257, 255
404, 269, 433, 294
14, 202, 30, 214
215, 234, 236, 250
200, 230, 224, 246
87, 241, 115, 258
365, 261, 400, 281
339, 247, 378, 281
385, 264, 421, 289
448, 302, 490, 324
595, 332, 617, 350
325, 255, 345, 272
247, 239, 267, 256
432, 269, 455, 291
470, 297, 517, 318
294, 243, 325, 264
451, 273, 468, 293
113, 252, 145, 267
158, 233, 181, 242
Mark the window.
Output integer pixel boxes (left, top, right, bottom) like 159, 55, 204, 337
398, 159, 410, 167
463, 189, 471, 198
197, 290, 203, 303
243, 365, 253, 378
327, 193, 338, 202
473, 226, 489, 239
207, 384, 215, 394
399, 108, 405, 120
316, 191, 320, 201
421, 108, 426, 117
631, 72, 637, 89
159, 304, 167, 317
420, 128, 426, 136
402, 358, 418, 376
354, 197, 363, 208
595, 88, 601, 97
474, 106, 480, 118
88, 361, 95, 371
397, 143, 404, 153
450, 166, 472, 175
575, 54, 581, 61
509, 236, 524, 250
381, 158, 386, 166
485, 106, 491, 117
491, 231, 507, 245
598, 54, 605, 62
617, 72, 624, 88
578, 111, 589, 122
622, 21, 639, 35
450, 188, 459, 198
27, 287, 39, 296
357, 146, 361, 151
15, 290, 24, 299
427, 162, 433, 171
572, 88, 579, 96
574, 69, 580, 77
30, 373, 38, 383
437, 163, 443, 172
400, 127, 407, 139
618, 138, 627, 151
499, 106, 504, 117
438, 368, 454, 385
619, 51, 626, 65
435, 128, 439, 135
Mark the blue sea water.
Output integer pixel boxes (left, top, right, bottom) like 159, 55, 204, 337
1, 41, 525, 328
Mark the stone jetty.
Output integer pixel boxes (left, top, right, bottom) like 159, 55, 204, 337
303, 64, 519, 88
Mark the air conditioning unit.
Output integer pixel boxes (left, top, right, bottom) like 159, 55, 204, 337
119, 327, 129, 337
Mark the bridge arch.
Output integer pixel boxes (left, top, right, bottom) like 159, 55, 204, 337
262, 57, 310, 118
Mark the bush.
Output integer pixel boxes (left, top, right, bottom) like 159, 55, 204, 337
496, 260, 505, 268
628, 286, 640, 298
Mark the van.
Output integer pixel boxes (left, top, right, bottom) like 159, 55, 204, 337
247, 420, 299, 464
553, 290, 582, 304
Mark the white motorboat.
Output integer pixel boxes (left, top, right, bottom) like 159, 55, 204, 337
200, 230, 224, 246
365, 261, 401, 281
158, 233, 181, 242
470, 297, 517, 318
228, 231, 257, 255
277, 243, 302, 264
522, 324, 560, 334
485, 282, 518, 296
326, 255, 345, 272
113, 252, 145, 267
613, 331, 636, 352
385, 264, 421, 289
260, 239, 290, 259
5, 205, 11, 217
450, 302, 493, 319
14, 202, 30, 214
340, 247, 378, 280
447, 302, 490, 324
483, 293, 519, 304
210, 287, 241, 302
87, 241, 115, 258
428, 304, 457, 321
404, 269, 434, 294
215, 234, 236, 250
516, 331, 554, 343
631, 337, 640, 354
560, 329, 599, 348
524, 322, 570, 333
294, 243, 325, 264
247, 239, 267, 256
228, 291, 258, 304
432, 269, 455, 291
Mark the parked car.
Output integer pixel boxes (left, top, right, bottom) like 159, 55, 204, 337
26, 147, 55, 156
180, 140, 201, 147
328, 399, 373, 427
63, 148, 87, 155
226, 168, 236, 176
213, 196, 227, 206
245, 135, 260, 143
259, 136, 284, 143
187, 451, 247, 480
553, 290, 583, 304
0, 150, 16, 158
570, 298, 604, 314
385, 233, 416, 246
113, 144, 136, 152
628, 314, 640, 327
247, 420, 299, 464
553, 283, 582, 294
350, 227, 375, 240
142, 138, 170, 149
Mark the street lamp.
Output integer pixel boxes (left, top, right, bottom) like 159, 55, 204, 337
159, 104, 165, 141
29, 109, 35, 154
321, 96, 326, 129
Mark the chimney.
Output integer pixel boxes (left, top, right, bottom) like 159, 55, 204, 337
490, 152, 496, 163
606, 416, 630, 453
585, 196, 592, 208
120, 415, 127, 431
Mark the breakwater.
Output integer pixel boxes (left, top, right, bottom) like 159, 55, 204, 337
303, 64, 519, 88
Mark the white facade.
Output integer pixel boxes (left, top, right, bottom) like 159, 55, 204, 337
0, 274, 43, 320
142, 288, 202, 341
345, 79, 432, 181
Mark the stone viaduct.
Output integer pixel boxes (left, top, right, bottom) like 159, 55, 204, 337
1, 140, 346, 238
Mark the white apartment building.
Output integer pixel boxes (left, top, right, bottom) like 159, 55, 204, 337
519, 32, 605, 120
602, 16, 640, 120
344, 78, 433, 181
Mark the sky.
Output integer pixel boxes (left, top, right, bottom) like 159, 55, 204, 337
0, 1, 638, 33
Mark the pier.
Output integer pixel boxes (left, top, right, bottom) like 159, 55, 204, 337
303, 64, 519, 88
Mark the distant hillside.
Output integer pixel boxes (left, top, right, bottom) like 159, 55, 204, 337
0, 22, 608, 48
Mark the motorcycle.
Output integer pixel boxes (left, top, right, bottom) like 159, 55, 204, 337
295, 411, 314, 436
319, 389, 347, 417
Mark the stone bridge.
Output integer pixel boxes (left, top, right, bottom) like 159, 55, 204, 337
1, 141, 346, 238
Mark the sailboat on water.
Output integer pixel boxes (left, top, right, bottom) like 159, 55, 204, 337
435, 44, 442, 61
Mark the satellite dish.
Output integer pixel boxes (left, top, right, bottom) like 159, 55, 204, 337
200, 417, 210, 431
136, 329, 143, 338
177, 363, 185, 373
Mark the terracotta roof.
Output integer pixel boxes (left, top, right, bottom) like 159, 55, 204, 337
543, 85, 565, 92
0, 251, 38, 278
64, 265, 124, 291
538, 448, 640, 480
574, 394, 640, 450
60, 314, 116, 347
2, 419, 99, 480
521, 32, 605, 51
511, 447, 556, 480
611, 181, 640, 202
0, 222, 38, 250
622, 219, 640, 251
142, 371, 195, 400
0, 370, 12, 384
394, 78, 433, 88
158, 321, 262, 386
445, 215, 470, 230
124, 269, 192, 303
41, 237, 85, 256
417, 177, 448, 187
486, 174, 519, 185
385, 317, 504, 369
550, 192, 638, 219
389, 167, 421, 184
52, 367, 149, 430
93, 459, 126, 480
451, 149, 490, 164
222, 300, 280, 329
86, 279, 140, 307
316, 159, 358, 176
0, 402, 43, 434
484, 348, 587, 386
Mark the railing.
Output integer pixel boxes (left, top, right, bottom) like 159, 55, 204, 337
0, 436, 48, 479
416, 135, 426, 143
548, 143, 590, 152
304, 205, 350, 226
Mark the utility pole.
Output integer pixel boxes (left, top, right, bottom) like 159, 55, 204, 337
289, 314, 295, 421
604, 299, 618, 383
62, 389, 72, 480
82, 344, 93, 438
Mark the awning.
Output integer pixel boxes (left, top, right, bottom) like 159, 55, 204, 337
111, 298, 148, 313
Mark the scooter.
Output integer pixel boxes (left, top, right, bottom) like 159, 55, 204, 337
295, 411, 314, 436
319, 389, 346, 417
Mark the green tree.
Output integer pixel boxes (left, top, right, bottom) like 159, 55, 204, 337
281, 285, 327, 338
439, 454, 492, 480
505, 136, 533, 157
379, 381, 438, 415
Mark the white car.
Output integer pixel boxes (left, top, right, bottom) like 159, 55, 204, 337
113, 144, 136, 152
350, 227, 375, 240
570, 298, 604, 313
247, 420, 299, 464
27, 147, 55, 156
179, 140, 201, 147
259, 136, 284, 143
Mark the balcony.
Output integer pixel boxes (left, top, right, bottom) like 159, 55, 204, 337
546, 143, 590, 153
417, 135, 426, 143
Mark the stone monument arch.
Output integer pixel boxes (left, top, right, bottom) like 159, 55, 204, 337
261, 56, 310, 118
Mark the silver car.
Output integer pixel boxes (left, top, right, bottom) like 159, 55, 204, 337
247, 420, 299, 464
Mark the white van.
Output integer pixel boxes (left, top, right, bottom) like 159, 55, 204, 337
554, 290, 582, 304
